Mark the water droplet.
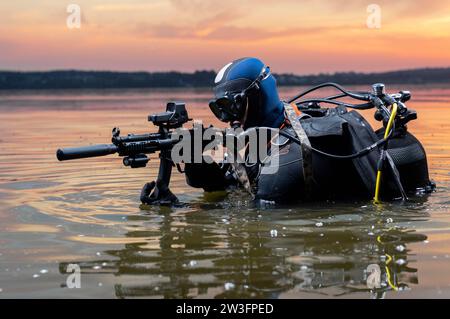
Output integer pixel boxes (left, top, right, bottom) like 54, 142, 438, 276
396, 259, 406, 265
395, 245, 405, 252
189, 260, 197, 267
96, 252, 101, 256
98, 282, 103, 287
270, 229, 278, 237
424, 240, 429, 244
93, 265, 101, 270
315, 222, 323, 227
102, 262, 107, 267
282, 227, 287, 230
32, 274, 40, 278
320, 233, 324, 237
40, 269, 48, 274
154, 286, 160, 291
243, 285, 249, 289
224, 282, 235, 291
300, 265, 308, 270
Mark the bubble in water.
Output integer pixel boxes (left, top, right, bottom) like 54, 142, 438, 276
98, 282, 103, 287
189, 260, 197, 267
270, 229, 278, 237
40, 269, 48, 274
224, 282, 235, 291
386, 218, 393, 223
32, 274, 40, 278
395, 245, 405, 252
300, 265, 308, 270
315, 222, 323, 227
96, 252, 101, 256
93, 265, 101, 270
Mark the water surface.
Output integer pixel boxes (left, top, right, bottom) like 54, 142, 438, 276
0, 85, 449, 298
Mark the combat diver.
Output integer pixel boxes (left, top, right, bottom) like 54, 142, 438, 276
180, 57, 434, 205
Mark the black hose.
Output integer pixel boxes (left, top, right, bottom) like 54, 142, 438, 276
288, 82, 370, 104
296, 99, 373, 110
239, 125, 395, 160
279, 120, 394, 160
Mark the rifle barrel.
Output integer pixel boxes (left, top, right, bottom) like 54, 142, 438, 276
56, 144, 119, 161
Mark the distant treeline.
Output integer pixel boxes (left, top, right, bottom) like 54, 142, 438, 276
1, 68, 450, 90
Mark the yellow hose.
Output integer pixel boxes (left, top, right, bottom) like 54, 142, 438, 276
373, 103, 398, 203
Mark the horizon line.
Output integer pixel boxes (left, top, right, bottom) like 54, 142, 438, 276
2, 66, 450, 77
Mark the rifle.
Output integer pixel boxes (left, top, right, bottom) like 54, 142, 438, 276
56, 101, 192, 205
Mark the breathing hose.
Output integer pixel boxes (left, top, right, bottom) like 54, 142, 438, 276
373, 103, 398, 203
237, 125, 394, 161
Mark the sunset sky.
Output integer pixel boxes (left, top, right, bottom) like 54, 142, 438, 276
1, 0, 450, 74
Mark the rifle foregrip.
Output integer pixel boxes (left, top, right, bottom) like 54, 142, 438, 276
56, 144, 118, 161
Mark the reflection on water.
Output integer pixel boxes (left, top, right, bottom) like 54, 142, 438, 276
59, 202, 429, 299
0, 86, 449, 298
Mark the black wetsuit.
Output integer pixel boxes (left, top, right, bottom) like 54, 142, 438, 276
185, 106, 434, 204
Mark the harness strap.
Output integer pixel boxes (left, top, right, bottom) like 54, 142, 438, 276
283, 102, 314, 198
